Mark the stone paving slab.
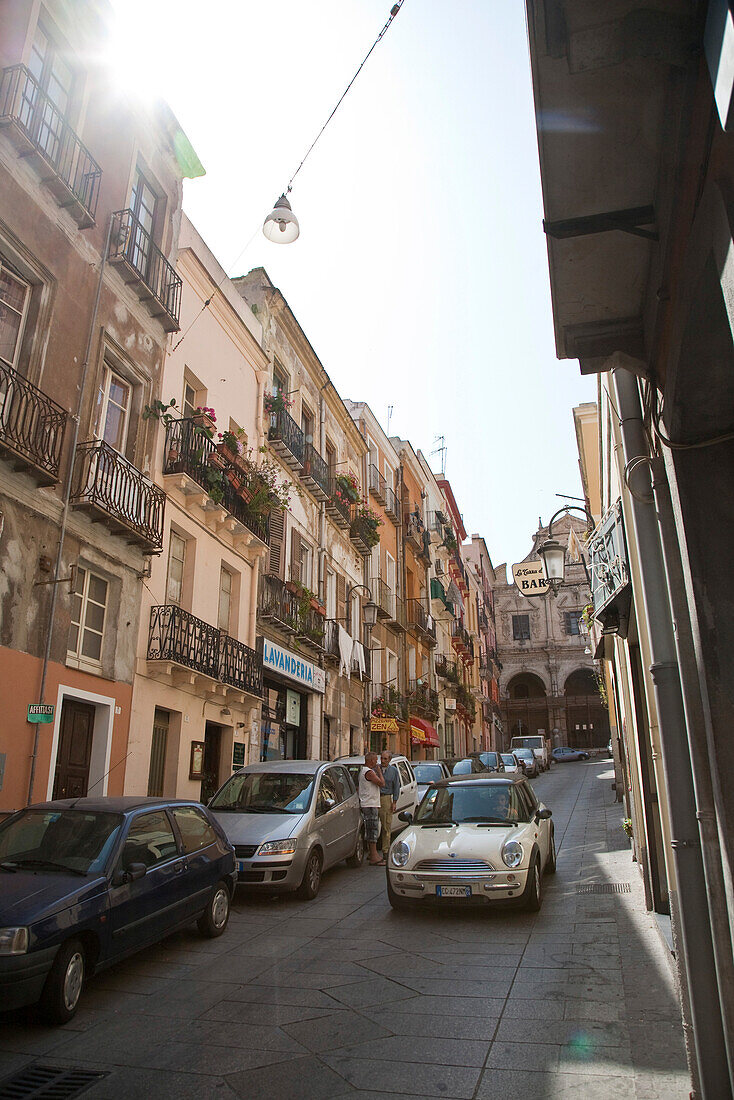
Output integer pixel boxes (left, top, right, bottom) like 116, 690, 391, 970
0, 760, 691, 1099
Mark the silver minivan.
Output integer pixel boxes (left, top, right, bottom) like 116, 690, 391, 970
209, 760, 364, 900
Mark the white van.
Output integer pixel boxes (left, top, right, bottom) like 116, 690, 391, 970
510, 735, 550, 772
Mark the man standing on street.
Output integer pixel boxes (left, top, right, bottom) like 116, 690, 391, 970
379, 750, 400, 862
359, 752, 385, 866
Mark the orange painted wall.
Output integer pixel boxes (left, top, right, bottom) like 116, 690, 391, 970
0, 645, 132, 813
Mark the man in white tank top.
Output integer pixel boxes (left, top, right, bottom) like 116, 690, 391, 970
359, 752, 385, 866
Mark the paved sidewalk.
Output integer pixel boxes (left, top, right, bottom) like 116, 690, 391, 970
0, 761, 690, 1099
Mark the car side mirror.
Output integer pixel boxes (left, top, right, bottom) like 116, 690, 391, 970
126, 862, 147, 881
536, 808, 552, 821
398, 811, 413, 823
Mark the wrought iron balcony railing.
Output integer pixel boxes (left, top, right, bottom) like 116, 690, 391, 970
350, 513, 380, 555
383, 484, 400, 524
268, 408, 304, 469
435, 653, 460, 683
326, 477, 352, 530
408, 679, 439, 719
257, 574, 325, 649
163, 418, 270, 546
0, 361, 66, 484
373, 577, 396, 620
406, 598, 437, 644
368, 463, 386, 503
0, 65, 101, 227
372, 684, 406, 721
70, 439, 165, 551
323, 618, 371, 678
302, 442, 330, 500
109, 209, 182, 331
147, 605, 262, 697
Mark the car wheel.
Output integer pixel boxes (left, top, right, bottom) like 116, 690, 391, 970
39, 938, 85, 1024
198, 881, 231, 938
298, 849, 322, 900
347, 827, 365, 868
546, 828, 557, 874
386, 873, 411, 911
522, 856, 543, 912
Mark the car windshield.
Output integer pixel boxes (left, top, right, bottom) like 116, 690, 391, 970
210, 771, 315, 814
415, 784, 531, 825
515, 749, 534, 759
480, 753, 498, 766
0, 809, 123, 875
413, 764, 444, 784
501, 755, 516, 766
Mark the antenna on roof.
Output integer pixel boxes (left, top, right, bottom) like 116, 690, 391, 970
430, 435, 447, 477
386, 405, 394, 435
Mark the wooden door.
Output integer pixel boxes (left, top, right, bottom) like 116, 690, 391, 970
53, 701, 95, 799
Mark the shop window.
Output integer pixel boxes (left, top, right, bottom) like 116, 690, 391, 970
68, 567, 108, 667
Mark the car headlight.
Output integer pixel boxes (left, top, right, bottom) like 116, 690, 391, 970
390, 840, 412, 867
0, 927, 28, 955
257, 840, 298, 855
501, 840, 524, 869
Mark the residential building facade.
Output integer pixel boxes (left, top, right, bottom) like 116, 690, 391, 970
0, 0, 201, 812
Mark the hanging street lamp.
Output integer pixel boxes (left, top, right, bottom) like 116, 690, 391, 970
262, 194, 300, 244
538, 505, 594, 594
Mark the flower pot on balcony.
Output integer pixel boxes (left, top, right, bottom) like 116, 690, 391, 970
166, 445, 180, 466
310, 597, 325, 615
237, 483, 252, 504
207, 450, 226, 470
218, 443, 238, 466
286, 580, 299, 595
226, 468, 242, 490
193, 412, 216, 437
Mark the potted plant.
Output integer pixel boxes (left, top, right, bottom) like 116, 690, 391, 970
204, 465, 225, 506
355, 505, 383, 548
193, 406, 217, 437
264, 392, 293, 417
335, 472, 361, 504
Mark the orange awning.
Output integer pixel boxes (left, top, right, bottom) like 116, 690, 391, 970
410, 717, 439, 747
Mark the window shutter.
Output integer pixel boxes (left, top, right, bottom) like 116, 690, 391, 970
290, 529, 301, 584
268, 510, 286, 578
337, 574, 347, 625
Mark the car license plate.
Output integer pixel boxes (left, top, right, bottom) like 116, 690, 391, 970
436, 885, 472, 898
236, 860, 247, 872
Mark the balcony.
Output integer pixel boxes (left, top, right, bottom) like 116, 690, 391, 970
257, 574, 325, 651
301, 442, 330, 500
451, 620, 475, 661
108, 209, 182, 331
373, 577, 395, 620
163, 419, 270, 547
406, 598, 437, 646
372, 684, 406, 722
70, 440, 165, 552
368, 464, 386, 503
384, 484, 400, 525
405, 509, 425, 554
350, 513, 380, 556
430, 576, 454, 615
326, 477, 352, 531
0, 362, 66, 485
435, 653, 460, 684
0, 65, 101, 228
147, 605, 262, 699
323, 619, 371, 678
385, 593, 406, 633
408, 680, 439, 720
268, 408, 304, 471
456, 683, 477, 721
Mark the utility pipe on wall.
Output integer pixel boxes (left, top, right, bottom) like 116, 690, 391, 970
613, 366, 731, 1099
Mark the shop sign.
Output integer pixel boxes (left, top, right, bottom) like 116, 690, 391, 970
445, 698, 457, 711
232, 742, 246, 770
27, 704, 54, 723
261, 639, 325, 693
512, 560, 549, 597
588, 501, 630, 617
371, 716, 399, 734
286, 689, 301, 725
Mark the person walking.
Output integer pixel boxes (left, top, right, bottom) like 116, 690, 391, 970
378, 751, 400, 862
358, 752, 385, 866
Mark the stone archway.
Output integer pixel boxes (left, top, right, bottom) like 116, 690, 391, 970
564, 669, 609, 748
504, 672, 550, 740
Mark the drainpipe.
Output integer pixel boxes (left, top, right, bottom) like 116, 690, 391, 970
613, 366, 731, 1099
651, 453, 734, 1079
28, 214, 114, 806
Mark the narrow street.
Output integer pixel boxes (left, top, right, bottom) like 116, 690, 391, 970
0, 762, 689, 1099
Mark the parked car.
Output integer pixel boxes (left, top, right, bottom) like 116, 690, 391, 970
512, 748, 539, 778
552, 747, 591, 763
210, 760, 364, 900
471, 751, 505, 773
510, 734, 551, 771
0, 797, 236, 1023
443, 757, 491, 776
339, 755, 419, 836
500, 753, 523, 774
387, 775, 555, 911
411, 760, 452, 802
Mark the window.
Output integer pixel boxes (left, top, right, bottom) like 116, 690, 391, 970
69, 567, 107, 665
171, 806, 217, 853
565, 611, 582, 636
385, 552, 396, 593
166, 532, 186, 606
333, 766, 353, 803
326, 569, 337, 619
301, 404, 314, 444
298, 539, 312, 589
147, 709, 169, 798
28, 25, 74, 163
0, 260, 30, 370
350, 589, 360, 635
272, 362, 288, 399
121, 810, 178, 870
183, 380, 197, 419
512, 614, 530, 641
408, 645, 416, 680
396, 760, 411, 787
131, 168, 157, 237
325, 441, 336, 478
316, 770, 339, 815
387, 649, 398, 690
218, 566, 232, 633
94, 365, 130, 452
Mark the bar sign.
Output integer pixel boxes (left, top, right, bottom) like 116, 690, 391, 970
28, 704, 54, 723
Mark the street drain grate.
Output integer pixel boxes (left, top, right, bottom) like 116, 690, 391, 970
577, 883, 631, 894
0, 1064, 109, 1099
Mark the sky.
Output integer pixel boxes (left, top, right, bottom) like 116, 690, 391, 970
108, 0, 595, 569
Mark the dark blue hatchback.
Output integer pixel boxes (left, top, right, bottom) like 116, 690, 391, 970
0, 796, 236, 1023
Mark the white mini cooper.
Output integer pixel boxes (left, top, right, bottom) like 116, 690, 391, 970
386, 775, 555, 911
